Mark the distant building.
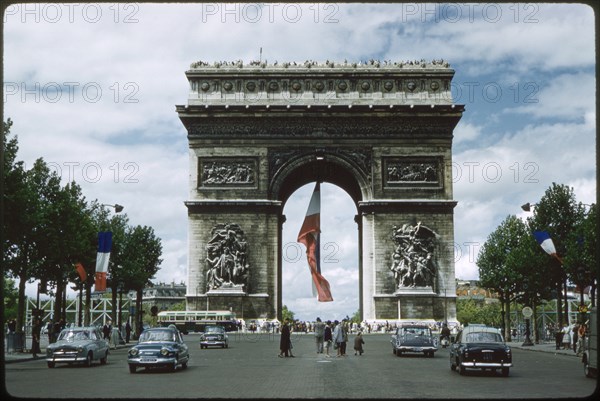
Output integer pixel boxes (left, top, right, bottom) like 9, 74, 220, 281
129, 282, 187, 312
455, 279, 499, 303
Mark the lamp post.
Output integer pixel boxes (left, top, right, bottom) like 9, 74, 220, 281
521, 202, 536, 212
102, 203, 124, 213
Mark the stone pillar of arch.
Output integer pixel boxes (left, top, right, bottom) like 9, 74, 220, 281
177, 59, 463, 322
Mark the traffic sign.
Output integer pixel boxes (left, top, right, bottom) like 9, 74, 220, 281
522, 306, 533, 318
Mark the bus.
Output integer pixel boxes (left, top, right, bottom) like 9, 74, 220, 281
157, 310, 239, 334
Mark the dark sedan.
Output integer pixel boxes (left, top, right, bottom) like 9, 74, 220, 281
127, 327, 189, 373
200, 325, 229, 349
449, 325, 512, 376
391, 324, 437, 357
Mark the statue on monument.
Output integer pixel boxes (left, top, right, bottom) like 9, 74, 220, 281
390, 222, 439, 289
205, 223, 249, 292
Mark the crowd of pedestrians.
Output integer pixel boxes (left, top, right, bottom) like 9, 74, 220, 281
279, 317, 368, 358
553, 322, 588, 355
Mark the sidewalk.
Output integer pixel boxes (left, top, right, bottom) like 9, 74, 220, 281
509, 339, 581, 357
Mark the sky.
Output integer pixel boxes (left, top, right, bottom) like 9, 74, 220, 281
2, 3, 596, 321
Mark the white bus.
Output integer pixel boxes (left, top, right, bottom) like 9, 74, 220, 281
157, 310, 238, 333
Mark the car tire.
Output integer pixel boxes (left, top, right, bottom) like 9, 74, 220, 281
392, 348, 397, 355
396, 351, 402, 357
501, 367, 510, 377
129, 365, 136, 373
458, 362, 466, 376
450, 361, 456, 371
182, 361, 188, 369
100, 351, 108, 365
84, 353, 92, 367
47, 361, 55, 368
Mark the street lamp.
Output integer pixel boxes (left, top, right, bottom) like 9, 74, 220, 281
102, 203, 124, 213
521, 202, 536, 212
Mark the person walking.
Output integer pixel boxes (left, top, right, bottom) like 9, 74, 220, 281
572, 324, 579, 353
125, 320, 132, 343
340, 319, 349, 356
31, 317, 42, 358
561, 324, 571, 350
577, 323, 587, 356
332, 320, 343, 357
103, 320, 113, 347
324, 320, 333, 357
354, 331, 365, 356
314, 317, 325, 354
278, 318, 294, 357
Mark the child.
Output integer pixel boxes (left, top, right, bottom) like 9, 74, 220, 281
354, 331, 365, 356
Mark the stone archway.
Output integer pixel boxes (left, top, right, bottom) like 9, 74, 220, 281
177, 59, 463, 323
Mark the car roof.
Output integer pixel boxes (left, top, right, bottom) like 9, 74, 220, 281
460, 325, 501, 334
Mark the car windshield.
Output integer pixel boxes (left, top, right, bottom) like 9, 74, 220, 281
58, 330, 90, 341
204, 326, 223, 333
465, 332, 503, 343
399, 327, 430, 339
139, 330, 177, 342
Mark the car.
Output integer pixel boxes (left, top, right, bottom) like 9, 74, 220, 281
391, 324, 437, 357
449, 325, 512, 376
200, 325, 229, 349
127, 326, 189, 373
46, 326, 109, 368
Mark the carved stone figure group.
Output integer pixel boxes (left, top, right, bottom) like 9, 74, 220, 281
202, 162, 255, 185
390, 222, 438, 289
205, 223, 249, 291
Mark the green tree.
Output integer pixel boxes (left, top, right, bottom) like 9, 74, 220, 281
121, 225, 162, 337
526, 183, 583, 327
477, 215, 530, 341
2, 277, 19, 321
281, 305, 295, 322
456, 298, 502, 328
564, 203, 597, 309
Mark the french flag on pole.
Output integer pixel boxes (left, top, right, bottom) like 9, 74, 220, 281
533, 231, 563, 264
95, 231, 112, 292
297, 183, 333, 302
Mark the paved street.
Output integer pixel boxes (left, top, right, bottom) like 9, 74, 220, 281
3, 332, 597, 399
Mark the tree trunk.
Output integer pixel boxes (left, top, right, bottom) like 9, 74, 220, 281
556, 280, 563, 328
17, 271, 27, 334
136, 288, 143, 338
504, 298, 512, 342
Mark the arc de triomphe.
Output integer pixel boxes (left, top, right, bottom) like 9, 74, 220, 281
176, 59, 464, 322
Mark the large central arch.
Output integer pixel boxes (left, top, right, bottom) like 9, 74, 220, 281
177, 60, 464, 322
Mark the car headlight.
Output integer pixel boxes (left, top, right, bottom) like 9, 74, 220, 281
129, 348, 139, 356
160, 348, 170, 356
78, 347, 84, 353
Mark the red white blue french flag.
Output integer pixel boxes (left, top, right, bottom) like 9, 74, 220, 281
95, 231, 112, 292
297, 183, 333, 302
533, 230, 563, 264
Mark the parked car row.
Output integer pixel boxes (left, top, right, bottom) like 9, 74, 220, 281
390, 323, 513, 377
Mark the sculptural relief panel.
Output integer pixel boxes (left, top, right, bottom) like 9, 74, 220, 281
383, 157, 442, 188
389, 222, 439, 290
199, 158, 257, 187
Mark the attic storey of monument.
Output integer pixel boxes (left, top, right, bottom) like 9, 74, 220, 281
177, 60, 463, 322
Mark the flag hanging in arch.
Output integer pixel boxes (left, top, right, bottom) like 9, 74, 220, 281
297, 182, 333, 302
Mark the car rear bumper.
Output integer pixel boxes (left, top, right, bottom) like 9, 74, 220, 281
201, 341, 226, 347
46, 355, 86, 363
128, 356, 179, 366
396, 346, 437, 353
461, 361, 512, 368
